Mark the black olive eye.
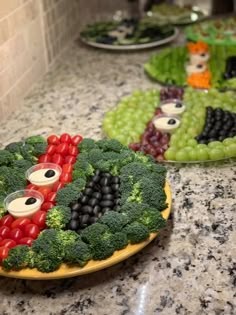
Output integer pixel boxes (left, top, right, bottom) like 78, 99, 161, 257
45, 169, 56, 178
197, 64, 203, 69
175, 102, 182, 108
25, 197, 37, 205
168, 119, 176, 125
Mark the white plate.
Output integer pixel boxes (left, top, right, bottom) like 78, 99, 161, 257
80, 28, 179, 51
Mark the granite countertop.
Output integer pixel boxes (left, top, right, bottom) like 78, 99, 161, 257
0, 40, 235, 315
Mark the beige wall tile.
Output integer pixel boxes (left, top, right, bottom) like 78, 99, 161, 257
0, 19, 10, 45
0, 0, 22, 19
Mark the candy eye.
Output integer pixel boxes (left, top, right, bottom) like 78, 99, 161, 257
44, 169, 56, 178
197, 64, 203, 68
153, 116, 180, 133
175, 102, 182, 108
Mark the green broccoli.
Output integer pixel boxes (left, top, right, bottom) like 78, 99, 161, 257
30, 253, 62, 273
96, 139, 126, 153
81, 223, 109, 244
0, 195, 7, 219
0, 166, 27, 194
78, 138, 99, 152
55, 183, 81, 207
2, 245, 31, 270
25, 135, 46, 145
112, 232, 128, 250
20, 144, 37, 162
120, 162, 149, 183
72, 169, 87, 181
91, 238, 115, 260
46, 205, 71, 229
73, 158, 94, 178
4, 141, 24, 160
33, 142, 47, 157
71, 175, 87, 190
98, 211, 129, 233
12, 159, 33, 173
56, 230, 80, 247
124, 222, 149, 244
0, 150, 14, 167
64, 240, 92, 267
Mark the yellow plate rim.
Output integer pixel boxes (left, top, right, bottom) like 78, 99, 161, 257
0, 182, 172, 280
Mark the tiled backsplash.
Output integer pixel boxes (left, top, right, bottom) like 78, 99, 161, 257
0, 0, 129, 121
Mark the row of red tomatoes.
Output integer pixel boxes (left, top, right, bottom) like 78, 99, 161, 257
0, 133, 83, 263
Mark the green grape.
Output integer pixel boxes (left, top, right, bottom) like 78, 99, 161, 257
187, 138, 198, 147
223, 138, 235, 146
164, 148, 176, 160
188, 149, 198, 161
197, 148, 209, 161
175, 150, 189, 161
226, 144, 236, 157
208, 141, 224, 149
209, 148, 225, 160
197, 144, 208, 150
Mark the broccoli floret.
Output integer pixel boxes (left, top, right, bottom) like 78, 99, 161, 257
64, 240, 92, 267
98, 211, 128, 233
72, 169, 87, 181
112, 232, 128, 250
119, 202, 144, 222
33, 142, 47, 157
31, 253, 62, 273
124, 222, 149, 244
5, 142, 24, 160
91, 239, 115, 260
55, 183, 81, 207
96, 139, 126, 153
0, 195, 7, 219
12, 159, 33, 173
127, 182, 142, 203
73, 158, 94, 177
81, 223, 109, 244
0, 150, 14, 167
56, 230, 80, 246
71, 176, 87, 191
25, 135, 46, 145
0, 166, 27, 194
20, 144, 37, 162
78, 138, 99, 152
2, 245, 30, 270
120, 162, 149, 182
46, 206, 71, 229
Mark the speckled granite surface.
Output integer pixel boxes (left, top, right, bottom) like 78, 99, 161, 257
0, 40, 235, 315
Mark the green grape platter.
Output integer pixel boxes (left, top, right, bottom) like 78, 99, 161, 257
144, 44, 236, 89
185, 17, 236, 45
102, 87, 236, 163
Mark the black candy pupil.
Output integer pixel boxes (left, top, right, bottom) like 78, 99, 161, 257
25, 197, 37, 205
201, 53, 205, 57
197, 64, 203, 69
168, 119, 176, 125
45, 169, 56, 178
175, 102, 182, 108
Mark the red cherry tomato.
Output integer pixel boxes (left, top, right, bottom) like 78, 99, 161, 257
25, 183, 38, 191
52, 181, 65, 192
0, 214, 14, 227
46, 192, 57, 203
60, 133, 71, 144
41, 201, 55, 211
37, 187, 51, 199
11, 218, 31, 230
0, 246, 9, 262
68, 145, 79, 156
0, 237, 2, 242
32, 211, 46, 229
0, 239, 16, 249
0, 226, 10, 239
24, 224, 40, 239
52, 153, 64, 166
62, 163, 73, 173
59, 172, 72, 183
9, 228, 24, 243
47, 135, 60, 145
56, 143, 69, 156
64, 155, 76, 164
18, 237, 33, 246
38, 154, 51, 163
71, 135, 83, 146
46, 144, 57, 155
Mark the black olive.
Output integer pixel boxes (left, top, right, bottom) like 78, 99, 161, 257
218, 136, 225, 141
25, 197, 37, 205
81, 214, 90, 224
92, 192, 102, 200
100, 200, 114, 207
101, 187, 112, 194
112, 176, 120, 184
84, 188, 93, 196
71, 202, 81, 212
92, 175, 100, 183
114, 191, 120, 198
86, 181, 95, 188
71, 211, 79, 220
68, 219, 79, 231
95, 170, 101, 176
111, 184, 119, 192
81, 195, 89, 204
93, 205, 101, 217
88, 198, 98, 207
114, 198, 120, 205
89, 217, 98, 224
167, 119, 176, 125
81, 205, 93, 214
175, 102, 182, 108
102, 194, 114, 201
102, 207, 111, 214
44, 169, 56, 178
101, 172, 112, 178
100, 177, 110, 186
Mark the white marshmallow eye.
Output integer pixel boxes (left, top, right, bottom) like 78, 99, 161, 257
190, 53, 210, 64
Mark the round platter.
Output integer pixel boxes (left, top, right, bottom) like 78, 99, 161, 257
80, 28, 178, 51
0, 183, 171, 280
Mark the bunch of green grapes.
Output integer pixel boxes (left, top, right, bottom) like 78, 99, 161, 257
102, 89, 160, 145
165, 88, 236, 161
